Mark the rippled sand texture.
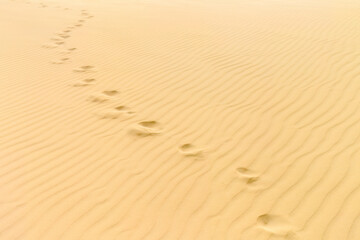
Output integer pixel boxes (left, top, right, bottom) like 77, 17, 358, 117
1, 0, 360, 239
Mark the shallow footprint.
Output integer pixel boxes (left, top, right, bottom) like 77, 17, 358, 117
51, 36, 63, 41
42, 43, 58, 49
54, 41, 65, 46
57, 33, 70, 39
87, 90, 118, 103
73, 65, 96, 73
256, 214, 298, 238
98, 106, 135, 119
72, 78, 96, 87
129, 121, 162, 137
60, 47, 76, 54
51, 58, 69, 64
236, 167, 260, 185
178, 144, 203, 157
87, 93, 111, 103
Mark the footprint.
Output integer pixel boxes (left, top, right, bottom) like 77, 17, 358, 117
129, 121, 162, 137
87, 90, 117, 103
42, 43, 58, 49
51, 36, 63, 41
54, 41, 65, 46
57, 33, 70, 39
73, 65, 96, 73
72, 78, 95, 87
256, 214, 298, 238
103, 90, 119, 96
50, 58, 69, 64
59, 48, 75, 54
236, 167, 259, 185
74, 24, 83, 27
115, 106, 127, 111
87, 93, 111, 103
115, 105, 135, 115
178, 144, 203, 157
98, 106, 135, 119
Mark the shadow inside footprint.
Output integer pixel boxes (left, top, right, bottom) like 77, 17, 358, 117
179, 144, 203, 157
129, 121, 162, 137
103, 90, 119, 96
73, 65, 96, 73
138, 121, 158, 128
115, 106, 126, 111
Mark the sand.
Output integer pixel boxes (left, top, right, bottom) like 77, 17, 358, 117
1, 0, 360, 239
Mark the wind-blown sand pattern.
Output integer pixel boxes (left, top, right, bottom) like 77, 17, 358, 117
1, 0, 360, 239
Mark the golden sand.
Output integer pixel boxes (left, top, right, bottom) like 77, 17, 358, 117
1, 0, 360, 239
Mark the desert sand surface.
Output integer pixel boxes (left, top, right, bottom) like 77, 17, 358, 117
1, 0, 360, 239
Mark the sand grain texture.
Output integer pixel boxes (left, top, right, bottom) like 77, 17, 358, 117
1, 0, 360, 239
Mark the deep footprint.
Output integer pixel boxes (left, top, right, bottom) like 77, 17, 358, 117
178, 144, 203, 157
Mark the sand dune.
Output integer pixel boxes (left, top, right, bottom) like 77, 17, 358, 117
1, 0, 360, 239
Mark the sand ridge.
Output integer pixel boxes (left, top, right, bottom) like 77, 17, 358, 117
1, 0, 360, 239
